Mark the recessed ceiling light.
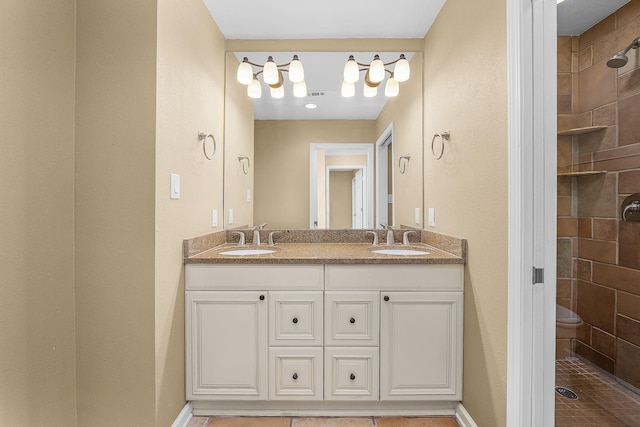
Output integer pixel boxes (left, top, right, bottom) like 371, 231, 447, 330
305, 103, 318, 109
557, 0, 565, 3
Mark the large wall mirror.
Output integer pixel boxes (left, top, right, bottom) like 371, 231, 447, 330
223, 51, 424, 230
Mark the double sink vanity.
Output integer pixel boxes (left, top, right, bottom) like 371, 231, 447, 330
183, 228, 467, 416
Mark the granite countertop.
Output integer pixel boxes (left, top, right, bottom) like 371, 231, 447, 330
184, 229, 467, 265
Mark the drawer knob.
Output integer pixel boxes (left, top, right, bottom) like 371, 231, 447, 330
384, 295, 389, 302
292, 317, 298, 324
292, 373, 298, 380
259, 295, 265, 301
350, 373, 356, 380
349, 317, 356, 324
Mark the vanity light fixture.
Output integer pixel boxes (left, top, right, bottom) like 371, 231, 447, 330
236, 55, 306, 99
342, 54, 410, 98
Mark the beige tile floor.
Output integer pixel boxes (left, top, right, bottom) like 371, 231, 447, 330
188, 416, 459, 427
555, 357, 640, 426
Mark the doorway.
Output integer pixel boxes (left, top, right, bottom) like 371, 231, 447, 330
325, 166, 366, 229
376, 123, 394, 228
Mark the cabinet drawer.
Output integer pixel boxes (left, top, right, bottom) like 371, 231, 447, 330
325, 292, 379, 346
269, 347, 323, 400
324, 347, 379, 401
269, 291, 323, 346
325, 264, 463, 291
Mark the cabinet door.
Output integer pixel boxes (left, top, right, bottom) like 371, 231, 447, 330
269, 291, 323, 346
325, 291, 379, 346
380, 291, 463, 400
186, 291, 267, 400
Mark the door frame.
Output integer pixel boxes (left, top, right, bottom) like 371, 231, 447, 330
324, 165, 365, 229
375, 122, 394, 228
506, 0, 557, 426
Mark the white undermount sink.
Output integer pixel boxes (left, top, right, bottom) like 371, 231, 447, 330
371, 247, 430, 256
218, 248, 278, 256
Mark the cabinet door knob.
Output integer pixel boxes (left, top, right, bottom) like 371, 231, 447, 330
349, 317, 356, 324
259, 295, 265, 301
292, 317, 298, 324
292, 373, 298, 380
384, 295, 389, 302
350, 373, 356, 380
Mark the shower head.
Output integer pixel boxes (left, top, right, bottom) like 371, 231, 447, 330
607, 37, 640, 68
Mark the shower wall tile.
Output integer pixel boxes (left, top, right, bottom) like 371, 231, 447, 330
578, 217, 592, 237
557, 218, 578, 236
592, 18, 640, 65
618, 291, 640, 320
619, 170, 640, 193
591, 327, 616, 358
578, 237, 617, 264
578, 46, 593, 71
575, 340, 615, 374
593, 218, 618, 241
616, 338, 640, 388
577, 280, 616, 333
558, 112, 591, 132
616, 0, 640, 29
558, 177, 573, 196
577, 259, 592, 281
618, 93, 640, 146
617, 315, 640, 347
557, 279, 572, 298
558, 73, 572, 94
557, 238, 574, 278
578, 62, 617, 112
619, 221, 640, 270
557, 197, 573, 217
592, 262, 640, 295
558, 36, 573, 72
577, 173, 617, 218
579, 15, 616, 50
577, 126, 616, 154
618, 67, 640, 99
592, 102, 616, 127
557, 96, 572, 114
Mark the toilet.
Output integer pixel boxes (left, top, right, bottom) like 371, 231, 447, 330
556, 304, 583, 339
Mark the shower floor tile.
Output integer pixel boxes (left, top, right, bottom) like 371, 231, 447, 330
556, 357, 640, 426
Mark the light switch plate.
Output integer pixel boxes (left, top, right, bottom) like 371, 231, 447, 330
428, 208, 435, 227
415, 208, 420, 224
228, 208, 234, 225
170, 173, 180, 199
247, 189, 251, 203
211, 209, 218, 227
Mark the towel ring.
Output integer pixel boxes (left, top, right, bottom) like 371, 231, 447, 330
431, 131, 450, 160
198, 132, 216, 160
238, 155, 250, 174
398, 154, 410, 174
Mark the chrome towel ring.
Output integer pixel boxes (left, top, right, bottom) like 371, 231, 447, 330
431, 131, 450, 160
198, 132, 216, 160
398, 154, 410, 174
238, 155, 250, 174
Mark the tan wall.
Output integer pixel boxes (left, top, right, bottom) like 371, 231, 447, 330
0, 1, 77, 425
329, 171, 355, 228
155, 0, 227, 424
254, 120, 377, 229
75, 0, 158, 425
224, 53, 256, 228
377, 54, 424, 228
423, 0, 508, 425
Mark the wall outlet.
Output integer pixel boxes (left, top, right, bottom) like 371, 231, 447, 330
170, 173, 180, 199
428, 208, 435, 227
228, 208, 234, 225
211, 209, 218, 227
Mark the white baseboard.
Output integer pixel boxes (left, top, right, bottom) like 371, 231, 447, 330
171, 402, 193, 427
455, 403, 478, 427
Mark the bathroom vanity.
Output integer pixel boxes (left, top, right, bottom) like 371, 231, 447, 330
183, 230, 466, 416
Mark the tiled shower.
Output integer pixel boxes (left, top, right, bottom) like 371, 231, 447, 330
556, 0, 640, 399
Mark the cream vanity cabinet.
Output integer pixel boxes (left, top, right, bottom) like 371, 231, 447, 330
186, 262, 463, 408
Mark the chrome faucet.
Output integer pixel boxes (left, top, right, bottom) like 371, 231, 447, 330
268, 231, 279, 246
403, 231, 417, 246
252, 228, 261, 245
386, 229, 395, 245
231, 231, 245, 246
367, 231, 379, 246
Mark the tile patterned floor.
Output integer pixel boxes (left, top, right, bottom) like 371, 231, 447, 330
555, 357, 640, 426
187, 417, 459, 427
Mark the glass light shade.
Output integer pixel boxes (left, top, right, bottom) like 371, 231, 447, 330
393, 57, 410, 82
247, 78, 261, 98
368, 55, 385, 83
363, 82, 377, 98
263, 57, 279, 85
385, 77, 399, 97
293, 81, 307, 98
344, 57, 360, 83
288, 56, 305, 83
236, 60, 253, 85
341, 81, 355, 97
270, 84, 284, 99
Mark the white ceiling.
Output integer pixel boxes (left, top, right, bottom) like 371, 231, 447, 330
204, 0, 632, 120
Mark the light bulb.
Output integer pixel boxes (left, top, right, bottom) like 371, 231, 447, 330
263, 56, 279, 85
270, 84, 284, 99
237, 58, 253, 85
385, 77, 399, 97
247, 78, 261, 98
393, 55, 410, 82
288, 55, 304, 83
293, 81, 307, 98
363, 82, 377, 98
344, 55, 360, 83
368, 55, 385, 83
341, 81, 355, 97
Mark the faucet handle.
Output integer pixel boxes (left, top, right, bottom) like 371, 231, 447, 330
231, 231, 245, 246
403, 230, 417, 246
367, 231, 378, 246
